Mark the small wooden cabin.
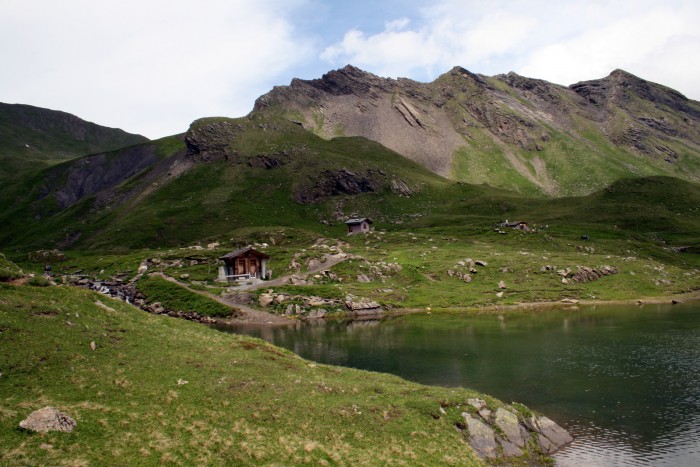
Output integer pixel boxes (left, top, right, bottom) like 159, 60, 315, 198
345, 218, 372, 235
217, 246, 270, 282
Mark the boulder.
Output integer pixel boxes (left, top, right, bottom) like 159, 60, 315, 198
306, 297, 327, 307
532, 416, 573, 452
500, 438, 524, 457
498, 280, 507, 289
357, 273, 371, 283
462, 413, 497, 459
258, 294, 274, 307
273, 294, 286, 304
307, 309, 327, 319
494, 408, 525, 447
475, 260, 488, 267
19, 407, 76, 433
467, 398, 487, 410
345, 295, 381, 313
289, 275, 308, 286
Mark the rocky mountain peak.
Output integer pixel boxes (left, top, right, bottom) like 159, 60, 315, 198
304, 65, 393, 96
250, 65, 700, 196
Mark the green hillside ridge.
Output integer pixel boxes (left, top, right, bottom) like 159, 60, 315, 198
0, 103, 148, 179
2, 111, 699, 256
0, 281, 569, 465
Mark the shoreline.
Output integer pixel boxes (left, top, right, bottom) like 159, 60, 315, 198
214, 290, 700, 326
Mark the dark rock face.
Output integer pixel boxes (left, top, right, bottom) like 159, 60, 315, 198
248, 154, 287, 169
293, 169, 380, 204
40, 145, 160, 210
185, 120, 243, 162
305, 65, 392, 97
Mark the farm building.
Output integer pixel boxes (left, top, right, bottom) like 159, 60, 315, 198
345, 218, 373, 235
217, 246, 270, 282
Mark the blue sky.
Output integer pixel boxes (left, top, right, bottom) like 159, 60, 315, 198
2, 0, 699, 138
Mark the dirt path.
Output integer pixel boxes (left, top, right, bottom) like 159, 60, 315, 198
147, 251, 350, 325
152, 272, 292, 325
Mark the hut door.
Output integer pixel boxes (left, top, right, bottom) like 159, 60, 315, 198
236, 259, 246, 275
250, 259, 258, 276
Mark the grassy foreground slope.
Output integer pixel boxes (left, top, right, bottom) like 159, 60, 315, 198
1, 283, 535, 465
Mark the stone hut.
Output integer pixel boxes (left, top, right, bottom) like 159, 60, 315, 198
217, 246, 270, 282
345, 218, 373, 235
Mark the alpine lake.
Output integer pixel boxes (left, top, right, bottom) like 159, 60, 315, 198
213, 301, 700, 466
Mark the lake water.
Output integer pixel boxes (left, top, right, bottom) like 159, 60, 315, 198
214, 302, 700, 466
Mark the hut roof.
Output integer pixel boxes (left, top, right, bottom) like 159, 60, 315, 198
344, 218, 372, 225
219, 246, 270, 260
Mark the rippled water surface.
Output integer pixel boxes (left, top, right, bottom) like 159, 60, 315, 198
215, 302, 700, 465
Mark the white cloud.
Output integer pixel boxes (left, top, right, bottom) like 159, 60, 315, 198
320, 0, 700, 99
519, 4, 700, 97
320, 5, 536, 80
0, 0, 314, 138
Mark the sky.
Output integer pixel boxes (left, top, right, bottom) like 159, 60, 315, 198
2, 0, 699, 139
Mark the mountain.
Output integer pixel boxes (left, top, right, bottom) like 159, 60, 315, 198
1, 67, 699, 252
1, 111, 698, 252
0, 115, 452, 249
254, 66, 700, 196
0, 103, 148, 178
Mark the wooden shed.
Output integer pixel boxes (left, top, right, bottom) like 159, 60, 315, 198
217, 246, 270, 282
345, 218, 373, 235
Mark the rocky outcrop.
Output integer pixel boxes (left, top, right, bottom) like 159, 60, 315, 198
38, 144, 161, 210
255, 290, 344, 318
19, 407, 76, 433
540, 264, 618, 284
344, 294, 382, 316
185, 119, 243, 162
571, 266, 618, 283
458, 399, 572, 460
293, 169, 380, 204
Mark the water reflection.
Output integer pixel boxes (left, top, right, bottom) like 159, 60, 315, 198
213, 303, 700, 465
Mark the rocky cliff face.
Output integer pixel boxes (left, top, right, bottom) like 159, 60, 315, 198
254, 66, 700, 196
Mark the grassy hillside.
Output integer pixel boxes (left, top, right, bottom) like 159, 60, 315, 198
0, 103, 148, 179
0, 116, 452, 250
0, 282, 576, 465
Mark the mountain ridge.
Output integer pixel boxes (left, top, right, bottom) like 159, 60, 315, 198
0, 102, 149, 178
254, 65, 700, 196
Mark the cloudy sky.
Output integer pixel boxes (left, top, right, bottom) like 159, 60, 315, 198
2, 0, 699, 138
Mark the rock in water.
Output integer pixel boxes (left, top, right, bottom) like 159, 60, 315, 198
532, 416, 573, 453
19, 406, 76, 433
